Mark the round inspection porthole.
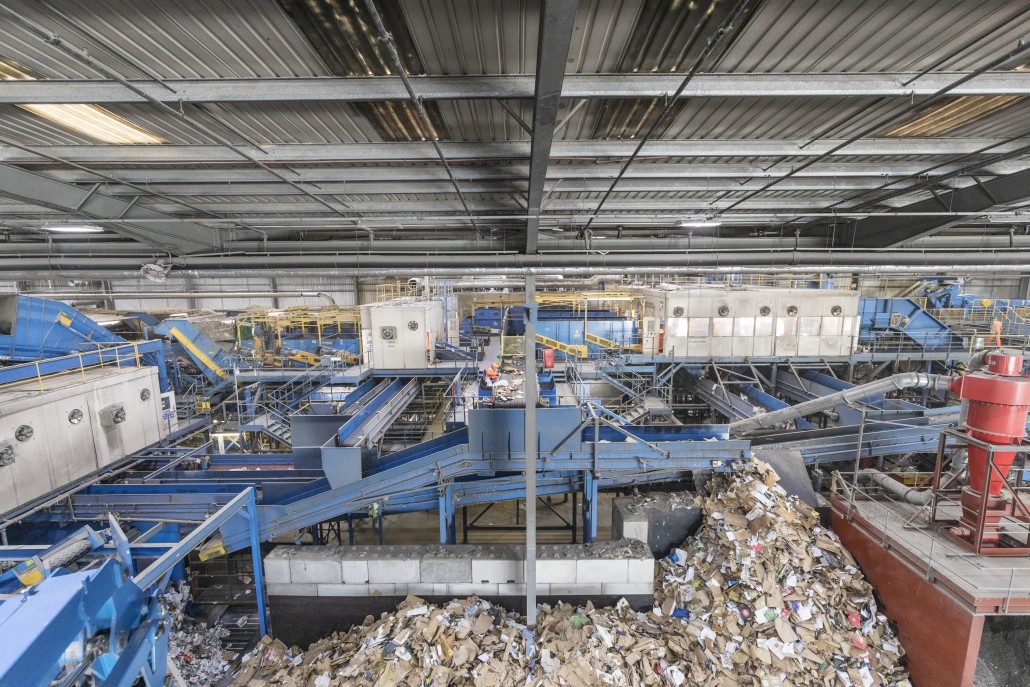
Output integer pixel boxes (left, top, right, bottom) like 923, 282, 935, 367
786, 305, 798, 316
831, 305, 843, 316
68, 409, 84, 425
140, 388, 152, 401
15, 425, 33, 442
718, 305, 730, 317
672, 306, 685, 317
759, 305, 771, 316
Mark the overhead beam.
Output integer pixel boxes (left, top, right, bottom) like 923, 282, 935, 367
82, 177, 950, 196
5, 198, 905, 215
3, 138, 1026, 163
34, 161, 1030, 184
3, 72, 1030, 103
847, 166, 1030, 247
0, 163, 219, 252
525, 0, 579, 254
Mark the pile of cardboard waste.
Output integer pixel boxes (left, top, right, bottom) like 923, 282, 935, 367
655, 458, 911, 687
231, 458, 911, 686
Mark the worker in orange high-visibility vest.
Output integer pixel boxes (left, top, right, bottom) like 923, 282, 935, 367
484, 361, 500, 385
988, 319, 1003, 349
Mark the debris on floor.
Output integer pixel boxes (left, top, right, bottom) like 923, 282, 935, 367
230, 457, 912, 686
622, 491, 696, 516
164, 583, 235, 686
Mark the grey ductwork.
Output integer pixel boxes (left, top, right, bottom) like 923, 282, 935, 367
25, 291, 338, 304
728, 372, 953, 436
5, 250, 1030, 275
858, 469, 934, 505
858, 450, 967, 505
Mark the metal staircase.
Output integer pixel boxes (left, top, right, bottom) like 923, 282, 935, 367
246, 361, 337, 445
598, 353, 654, 412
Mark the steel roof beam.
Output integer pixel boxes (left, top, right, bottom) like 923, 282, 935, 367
9, 198, 900, 214
33, 161, 1030, 184
3, 138, 1027, 163
0, 163, 218, 252
846, 166, 1030, 247
4, 72, 1030, 103
525, 0, 578, 254
78, 178, 947, 196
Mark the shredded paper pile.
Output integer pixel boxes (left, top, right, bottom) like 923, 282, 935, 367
164, 584, 235, 686
231, 458, 912, 686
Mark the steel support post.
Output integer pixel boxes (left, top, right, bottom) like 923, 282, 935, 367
524, 274, 538, 628
247, 488, 269, 637
582, 471, 598, 543
439, 484, 456, 545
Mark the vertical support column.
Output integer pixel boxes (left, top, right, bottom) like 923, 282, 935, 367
582, 470, 598, 543
246, 487, 269, 637
524, 273, 538, 628
439, 484, 456, 545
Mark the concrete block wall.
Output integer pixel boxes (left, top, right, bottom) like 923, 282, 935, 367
612, 494, 702, 557
264, 541, 655, 600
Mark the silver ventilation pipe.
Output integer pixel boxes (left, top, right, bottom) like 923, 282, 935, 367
24, 291, 338, 304
5, 250, 1030, 273
728, 372, 954, 435
858, 449, 968, 505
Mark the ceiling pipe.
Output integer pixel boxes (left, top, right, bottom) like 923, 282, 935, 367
0, 236, 829, 256
2, 249, 1030, 272
23, 291, 338, 304
1, 264, 1029, 280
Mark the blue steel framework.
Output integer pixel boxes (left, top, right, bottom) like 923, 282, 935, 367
0, 488, 268, 687
0, 290, 1005, 673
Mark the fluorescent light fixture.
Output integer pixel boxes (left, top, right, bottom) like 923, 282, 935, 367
1, 59, 165, 144
18, 103, 166, 144
45, 225, 105, 234
678, 220, 722, 228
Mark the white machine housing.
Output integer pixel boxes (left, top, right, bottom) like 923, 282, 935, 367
365, 300, 444, 369
636, 286, 859, 357
0, 366, 169, 514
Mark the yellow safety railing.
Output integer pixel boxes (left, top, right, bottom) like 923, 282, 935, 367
535, 334, 588, 359
0, 342, 154, 393
584, 332, 643, 353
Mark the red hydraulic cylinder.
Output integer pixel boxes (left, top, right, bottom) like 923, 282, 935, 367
950, 350, 1030, 496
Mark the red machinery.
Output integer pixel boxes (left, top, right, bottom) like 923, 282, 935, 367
944, 349, 1030, 551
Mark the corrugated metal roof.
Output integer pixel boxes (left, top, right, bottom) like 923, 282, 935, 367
0, 0, 330, 79
1, 0, 1029, 258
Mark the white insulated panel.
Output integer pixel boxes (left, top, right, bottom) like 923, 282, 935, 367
367, 300, 444, 369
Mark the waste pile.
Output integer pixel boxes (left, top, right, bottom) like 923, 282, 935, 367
655, 458, 911, 686
164, 583, 235, 686
231, 457, 911, 686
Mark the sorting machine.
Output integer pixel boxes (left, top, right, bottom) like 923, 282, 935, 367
2, 281, 1029, 681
